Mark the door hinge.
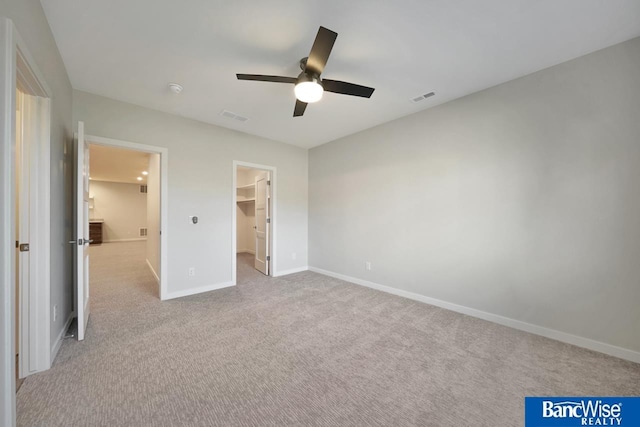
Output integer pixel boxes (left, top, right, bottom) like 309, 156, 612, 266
266, 256, 270, 261
19, 243, 30, 252
15, 240, 19, 248
266, 218, 271, 224
267, 180, 271, 185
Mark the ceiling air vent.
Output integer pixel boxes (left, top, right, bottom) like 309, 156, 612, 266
140, 185, 148, 194
220, 110, 249, 123
411, 92, 435, 103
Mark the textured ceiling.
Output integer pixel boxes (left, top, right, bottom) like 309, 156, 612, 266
41, 0, 640, 148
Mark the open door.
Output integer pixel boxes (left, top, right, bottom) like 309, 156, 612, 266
15, 89, 28, 379
15, 88, 51, 375
73, 122, 90, 340
254, 171, 270, 275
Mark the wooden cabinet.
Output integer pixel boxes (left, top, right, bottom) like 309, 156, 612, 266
89, 221, 103, 245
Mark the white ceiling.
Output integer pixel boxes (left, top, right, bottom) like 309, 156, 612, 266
41, 0, 640, 148
89, 144, 150, 184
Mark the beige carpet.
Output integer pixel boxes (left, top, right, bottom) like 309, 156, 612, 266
16, 242, 640, 426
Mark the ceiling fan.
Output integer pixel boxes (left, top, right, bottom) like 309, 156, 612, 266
236, 26, 375, 117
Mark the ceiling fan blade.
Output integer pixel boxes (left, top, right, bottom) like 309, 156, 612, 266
322, 79, 375, 98
305, 26, 338, 76
293, 100, 308, 117
236, 74, 297, 84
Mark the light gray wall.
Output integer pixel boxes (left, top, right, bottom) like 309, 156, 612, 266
73, 90, 308, 296
309, 37, 640, 354
0, 0, 74, 359
146, 153, 160, 279
89, 180, 147, 242
236, 202, 255, 254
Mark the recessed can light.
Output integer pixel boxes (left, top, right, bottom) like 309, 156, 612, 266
142, 171, 148, 175
137, 177, 143, 181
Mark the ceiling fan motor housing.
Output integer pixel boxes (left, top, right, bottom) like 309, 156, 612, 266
296, 71, 322, 87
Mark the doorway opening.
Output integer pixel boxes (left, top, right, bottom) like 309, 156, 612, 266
233, 162, 276, 284
74, 130, 168, 341
15, 45, 52, 381
2, 18, 54, 424
87, 143, 161, 296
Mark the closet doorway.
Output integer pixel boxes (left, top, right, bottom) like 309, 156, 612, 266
233, 162, 275, 283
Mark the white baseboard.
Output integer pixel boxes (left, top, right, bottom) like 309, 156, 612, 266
50, 312, 74, 363
146, 259, 160, 284
237, 249, 255, 255
308, 266, 640, 364
103, 238, 147, 243
163, 281, 234, 301
273, 266, 308, 277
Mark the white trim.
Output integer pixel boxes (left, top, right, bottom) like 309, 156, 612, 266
0, 17, 53, 424
163, 281, 234, 300
232, 161, 278, 285
50, 312, 73, 362
308, 266, 640, 364
102, 238, 147, 243
84, 134, 169, 301
146, 259, 160, 284
14, 32, 51, 98
0, 17, 17, 427
272, 266, 308, 277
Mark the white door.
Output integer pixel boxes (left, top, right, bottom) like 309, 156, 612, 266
15, 90, 48, 376
254, 171, 270, 275
74, 122, 90, 340
15, 90, 28, 377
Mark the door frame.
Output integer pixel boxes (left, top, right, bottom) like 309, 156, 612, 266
85, 134, 169, 300
1, 17, 52, 426
232, 161, 277, 285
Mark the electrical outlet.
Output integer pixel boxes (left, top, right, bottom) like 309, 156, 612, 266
292, 252, 297, 260
53, 305, 58, 322
188, 267, 195, 277
365, 261, 372, 271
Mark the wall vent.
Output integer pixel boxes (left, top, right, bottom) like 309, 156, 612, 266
220, 109, 249, 122
411, 92, 435, 103
140, 185, 148, 194
139, 228, 148, 237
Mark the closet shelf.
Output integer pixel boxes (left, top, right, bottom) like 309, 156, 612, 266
237, 184, 255, 190
237, 198, 255, 203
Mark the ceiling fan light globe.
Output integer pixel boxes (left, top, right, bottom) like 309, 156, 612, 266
295, 81, 323, 103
